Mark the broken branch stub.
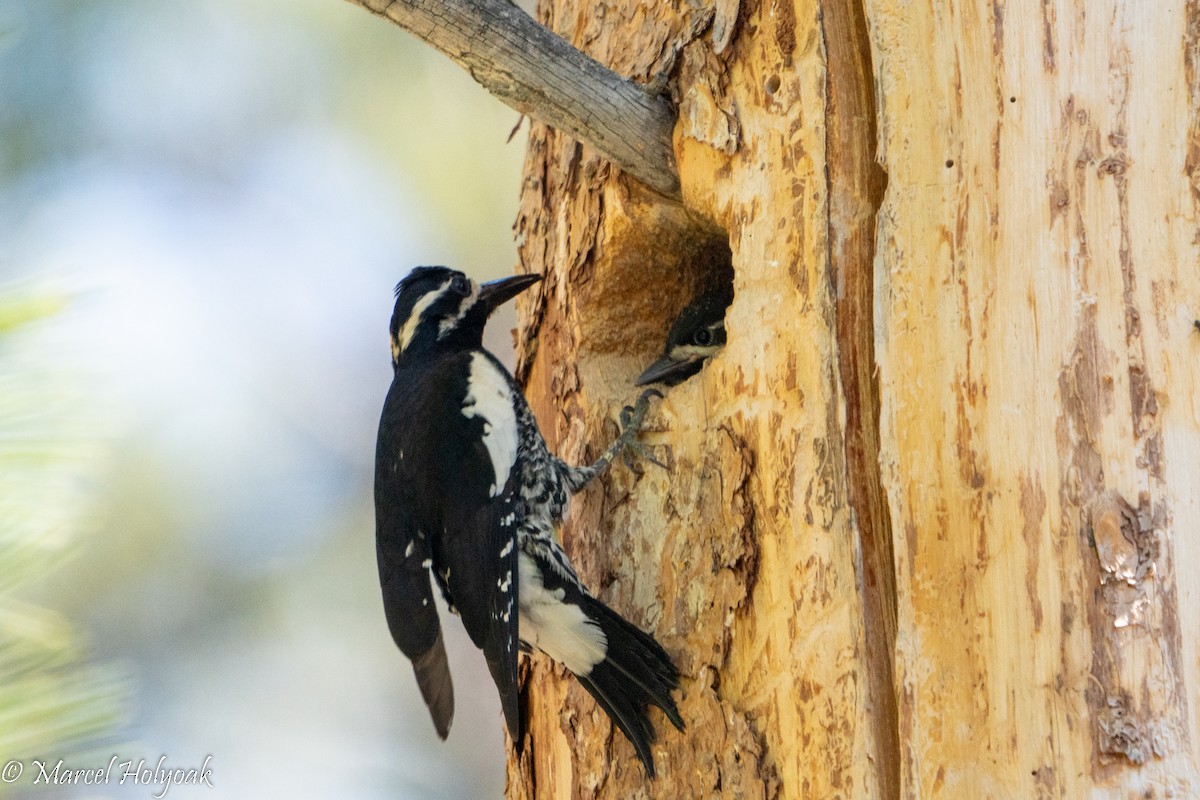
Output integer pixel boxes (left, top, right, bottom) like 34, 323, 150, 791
349, 0, 682, 198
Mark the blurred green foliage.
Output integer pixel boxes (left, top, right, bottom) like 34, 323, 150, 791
0, 0, 524, 792
0, 285, 127, 786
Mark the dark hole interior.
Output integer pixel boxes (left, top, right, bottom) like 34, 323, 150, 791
573, 213, 733, 398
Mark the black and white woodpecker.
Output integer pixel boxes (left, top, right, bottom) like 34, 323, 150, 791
375, 266, 683, 776
635, 283, 733, 387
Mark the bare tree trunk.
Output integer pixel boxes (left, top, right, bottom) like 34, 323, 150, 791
868, 1, 1200, 796
497, 0, 1200, 797
506, 0, 879, 795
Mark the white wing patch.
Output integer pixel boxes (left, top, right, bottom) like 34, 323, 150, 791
517, 551, 607, 675
462, 353, 519, 497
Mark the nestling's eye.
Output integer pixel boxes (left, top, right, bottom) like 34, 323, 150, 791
450, 275, 472, 296
694, 328, 713, 346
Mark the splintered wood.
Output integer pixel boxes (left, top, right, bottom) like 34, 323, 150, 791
504, 0, 1200, 797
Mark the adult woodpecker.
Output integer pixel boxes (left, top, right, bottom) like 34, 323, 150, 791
635, 283, 732, 387
375, 266, 683, 776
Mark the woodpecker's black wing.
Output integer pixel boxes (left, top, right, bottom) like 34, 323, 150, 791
430, 350, 524, 739
376, 349, 523, 740
438, 477, 522, 740
375, 375, 455, 738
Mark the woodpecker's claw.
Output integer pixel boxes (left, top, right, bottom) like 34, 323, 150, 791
618, 389, 658, 430
567, 390, 666, 491
616, 389, 667, 471
623, 441, 667, 472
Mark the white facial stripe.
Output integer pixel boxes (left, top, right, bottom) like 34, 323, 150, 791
668, 343, 721, 361
517, 552, 607, 675
461, 353, 519, 497
396, 279, 453, 357
439, 282, 479, 339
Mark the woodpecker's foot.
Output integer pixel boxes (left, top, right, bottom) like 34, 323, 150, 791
616, 388, 666, 471
564, 390, 666, 492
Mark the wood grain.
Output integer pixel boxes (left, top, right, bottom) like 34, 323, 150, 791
868, 0, 1200, 795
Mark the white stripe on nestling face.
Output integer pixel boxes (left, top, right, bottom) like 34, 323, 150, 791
461, 353, 519, 497
518, 552, 606, 675
394, 279, 453, 360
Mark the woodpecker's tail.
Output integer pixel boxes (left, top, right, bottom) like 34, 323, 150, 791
573, 595, 684, 777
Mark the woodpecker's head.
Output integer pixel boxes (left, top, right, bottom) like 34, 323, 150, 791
389, 266, 542, 364
635, 286, 732, 386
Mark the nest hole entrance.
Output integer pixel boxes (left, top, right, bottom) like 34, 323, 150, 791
573, 213, 733, 398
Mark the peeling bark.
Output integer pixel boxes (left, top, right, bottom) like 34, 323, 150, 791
507, 0, 875, 795
822, 0, 898, 795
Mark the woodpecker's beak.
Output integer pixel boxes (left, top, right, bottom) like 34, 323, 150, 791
635, 353, 704, 387
478, 273, 542, 313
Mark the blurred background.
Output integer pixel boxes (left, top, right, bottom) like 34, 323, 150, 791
0, 0, 528, 796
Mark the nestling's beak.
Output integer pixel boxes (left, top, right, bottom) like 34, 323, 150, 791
478, 273, 542, 313
634, 353, 705, 387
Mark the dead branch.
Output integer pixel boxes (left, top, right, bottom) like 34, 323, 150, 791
347, 0, 681, 198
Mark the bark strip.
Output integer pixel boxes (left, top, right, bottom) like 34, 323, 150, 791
822, 0, 898, 796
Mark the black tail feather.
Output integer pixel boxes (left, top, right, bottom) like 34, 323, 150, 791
578, 665, 658, 776
411, 631, 455, 739
573, 595, 684, 776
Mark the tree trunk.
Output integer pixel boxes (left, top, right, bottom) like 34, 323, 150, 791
504, 0, 1200, 797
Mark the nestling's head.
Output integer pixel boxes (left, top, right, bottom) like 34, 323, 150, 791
389, 266, 542, 364
635, 286, 732, 386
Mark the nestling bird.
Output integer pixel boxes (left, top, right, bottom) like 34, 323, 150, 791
635, 283, 733, 387
375, 266, 683, 776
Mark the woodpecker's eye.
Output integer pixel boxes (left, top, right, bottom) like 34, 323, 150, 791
450, 275, 472, 296
694, 328, 713, 346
